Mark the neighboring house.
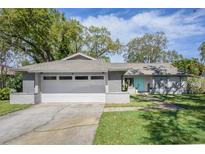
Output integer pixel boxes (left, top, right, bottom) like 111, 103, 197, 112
0, 65, 15, 88
202, 72, 205, 77
10, 53, 187, 104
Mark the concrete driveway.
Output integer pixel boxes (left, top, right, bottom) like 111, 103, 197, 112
0, 102, 104, 145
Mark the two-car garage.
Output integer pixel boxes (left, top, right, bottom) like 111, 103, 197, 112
40, 73, 106, 103
11, 53, 131, 104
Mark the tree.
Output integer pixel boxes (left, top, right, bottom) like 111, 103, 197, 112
173, 58, 205, 76
0, 9, 59, 63
54, 19, 85, 59
125, 32, 167, 63
0, 9, 121, 63
162, 50, 183, 63
83, 26, 122, 60
0, 9, 83, 63
0, 38, 12, 88
199, 42, 205, 64
0, 37, 26, 88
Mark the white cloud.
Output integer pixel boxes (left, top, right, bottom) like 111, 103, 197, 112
78, 10, 205, 44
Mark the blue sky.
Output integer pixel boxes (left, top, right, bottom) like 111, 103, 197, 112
59, 8, 205, 63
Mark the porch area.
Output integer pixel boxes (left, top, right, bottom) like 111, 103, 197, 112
123, 75, 187, 95
123, 76, 153, 94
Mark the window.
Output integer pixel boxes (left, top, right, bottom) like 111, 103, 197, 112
59, 76, 72, 80
75, 76, 88, 80
91, 76, 104, 80
43, 76, 56, 80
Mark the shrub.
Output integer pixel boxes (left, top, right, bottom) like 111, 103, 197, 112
187, 77, 205, 94
0, 88, 10, 100
6, 73, 22, 92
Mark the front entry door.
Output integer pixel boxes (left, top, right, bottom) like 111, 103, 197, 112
134, 77, 144, 92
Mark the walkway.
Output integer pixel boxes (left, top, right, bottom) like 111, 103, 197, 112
104, 95, 182, 112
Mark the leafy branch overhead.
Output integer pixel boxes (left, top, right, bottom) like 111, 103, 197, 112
83, 26, 122, 59
0, 9, 122, 63
124, 32, 183, 63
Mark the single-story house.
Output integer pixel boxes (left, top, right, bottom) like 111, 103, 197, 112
10, 53, 187, 104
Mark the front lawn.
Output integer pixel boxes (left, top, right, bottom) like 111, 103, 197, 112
94, 110, 205, 144
94, 94, 205, 144
105, 95, 159, 108
152, 94, 205, 109
0, 100, 31, 116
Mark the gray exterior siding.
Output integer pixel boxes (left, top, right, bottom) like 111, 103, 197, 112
153, 76, 187, 94
108, 71, 124, 92
23, 73, 35, 94
21, 72, 187, 95
10, 93, 35, 104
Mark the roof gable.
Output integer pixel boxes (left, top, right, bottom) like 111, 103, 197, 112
62, 53, 96, 61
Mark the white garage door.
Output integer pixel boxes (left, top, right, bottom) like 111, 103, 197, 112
41, 93, 106, 103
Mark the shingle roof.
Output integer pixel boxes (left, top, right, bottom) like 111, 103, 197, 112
14, 53, 184, 75
123, 63, 180, 75
110, 63, 182, 75
16, 60, 109, 73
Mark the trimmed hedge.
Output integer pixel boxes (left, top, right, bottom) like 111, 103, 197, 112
0, 88, 10, 100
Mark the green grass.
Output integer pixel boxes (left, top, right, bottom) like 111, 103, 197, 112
152, 94, 205, 110
0, 100, 31, 116
94, 110, 205, 144
94, 94, 205, 144
105, 95, 159, 108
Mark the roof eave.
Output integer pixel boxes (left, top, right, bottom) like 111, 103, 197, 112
26, 70, 108, 73
11, 68, 28, 72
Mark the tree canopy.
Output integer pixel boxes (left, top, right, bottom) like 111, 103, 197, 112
173, 58, 205, 76
124, 32, 183, 63
162, 50, 183, 63
0, 8, 204, 72
0, 9, 121, 63
83, 26, 122, 60
0, 9, 83, 63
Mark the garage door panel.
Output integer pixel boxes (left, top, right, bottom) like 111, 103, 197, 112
42, 80, 105, 93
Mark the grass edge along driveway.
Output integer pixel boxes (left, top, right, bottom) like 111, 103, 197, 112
0, 100, 31, 116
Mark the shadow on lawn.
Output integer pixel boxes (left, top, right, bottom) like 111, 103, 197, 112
140, 110, 202, 144
130, 95, 162, 103
152, 94, 205, 110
